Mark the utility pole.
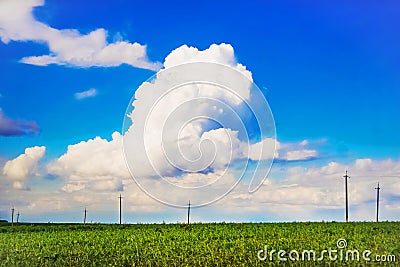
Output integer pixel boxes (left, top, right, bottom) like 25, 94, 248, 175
16, 211, 20, 223
187, 200, 191, 224
11, 207, 14, 226
84, 208, 87, 224
342, 171, 350, 222
375, 182, 381, 222
118, 194, 123, 225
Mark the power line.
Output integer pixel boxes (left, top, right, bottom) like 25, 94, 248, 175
118, 194, 123, 225
341, 170, 350, 222
84, 208, 87, 224
188, 200, 190, 224
11, 207, 14, 226
375, 182, 381, 222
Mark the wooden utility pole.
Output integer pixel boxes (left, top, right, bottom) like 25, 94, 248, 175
11, 207, 14, 225
118, 194, 123, 224
187, 200, 191, 224
342, 171, 350, 222
16, 211, 20, 223
375, 182, 381, 222
84, 208, 87, 224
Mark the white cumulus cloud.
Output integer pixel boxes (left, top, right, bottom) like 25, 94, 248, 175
124, 44, 270, 178
0, 0, 161, 70
47, 132, 128, 193
3, 146, 46, 189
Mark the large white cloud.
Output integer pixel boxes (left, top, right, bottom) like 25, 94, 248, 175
124, 43, 271, 178
45, 43, 316, 200
2, 146, 46, 189
0, 0, 161, 70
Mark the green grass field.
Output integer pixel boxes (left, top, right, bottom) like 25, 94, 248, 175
0, 222, 399, 266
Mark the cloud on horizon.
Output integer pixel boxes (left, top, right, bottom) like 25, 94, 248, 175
2, 153, 400, 222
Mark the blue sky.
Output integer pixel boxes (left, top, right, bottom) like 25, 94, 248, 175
0, 0, 400, 223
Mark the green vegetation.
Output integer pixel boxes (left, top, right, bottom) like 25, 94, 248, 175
0, 222, 399, 266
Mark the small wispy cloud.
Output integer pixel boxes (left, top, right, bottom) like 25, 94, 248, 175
74, 88, 98, 100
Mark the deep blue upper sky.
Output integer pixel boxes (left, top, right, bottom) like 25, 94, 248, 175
1, 0, 399, 161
